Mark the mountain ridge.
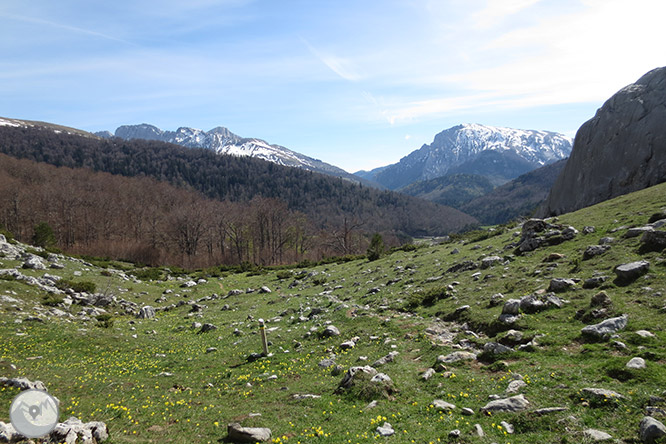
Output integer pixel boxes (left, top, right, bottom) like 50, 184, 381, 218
99, 123, 367, 184
357, 123, 572, 190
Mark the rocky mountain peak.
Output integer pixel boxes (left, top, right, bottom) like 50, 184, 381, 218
361, 124, 572, 190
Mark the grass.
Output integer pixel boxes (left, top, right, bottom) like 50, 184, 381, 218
0, 183, 665, 443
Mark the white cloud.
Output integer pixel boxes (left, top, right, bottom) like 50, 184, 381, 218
301, 38, 363, 82
473, 0, 543, 29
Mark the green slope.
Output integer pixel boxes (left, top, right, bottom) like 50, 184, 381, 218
1, 183, 665, 443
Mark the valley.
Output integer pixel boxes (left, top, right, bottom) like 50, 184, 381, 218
1, 182, 665, 443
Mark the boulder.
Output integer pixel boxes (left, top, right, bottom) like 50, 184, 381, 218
376, 422, 395, 437
22, 255, 46, 270
137, 306, 156, 319
437, 351, 477, 364
581, 315, 628, 340
432, 400, 456, 411
581, 387, 625, 402
199, 323, 217, 333
641, 230, 666, 251
480, 256, 502, 269
624, 226, 654, 238
583, 429, 613, 441
627, 357, 647, 369
372, 351, 399, 368
614, 260, 650, 282
227, 422, 272, 442
338, 366, 377, 389
539, 67, 666, 216
322, 325, 340, 337
639, 416, 666, 443
480, 394, 530, 414
483, 342, 513, 355
259, 286, 272, 294
50, 417, 109, 443
548, 278, 576, 293
583, 245, 611, 260
0, 376, 48, 392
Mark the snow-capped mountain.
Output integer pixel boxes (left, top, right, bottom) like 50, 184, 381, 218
98, 124, 360, 182
356, 123, 572, 190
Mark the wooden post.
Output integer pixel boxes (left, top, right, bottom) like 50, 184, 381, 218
258, 318, 269, 356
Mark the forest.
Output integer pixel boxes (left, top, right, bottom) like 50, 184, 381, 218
0, 125, 477, 241
0, 154, 384, 267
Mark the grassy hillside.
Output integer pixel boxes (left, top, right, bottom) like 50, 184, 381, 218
1, 183, 665, 443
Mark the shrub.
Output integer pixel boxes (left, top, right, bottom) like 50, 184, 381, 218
55, 279, 97, 293
95, 314, 114, 328
42, 294, 64, 306
276, 271, 292, 280
131, 268, 164, 281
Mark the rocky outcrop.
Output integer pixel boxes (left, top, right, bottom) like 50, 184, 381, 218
540, 67, 666, 216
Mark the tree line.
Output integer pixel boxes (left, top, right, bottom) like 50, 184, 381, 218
0, 154, 392, 267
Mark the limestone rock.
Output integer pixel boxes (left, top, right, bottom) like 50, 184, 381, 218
137, 305, 156, 319
0, 376, 48, 392
641, 230, 666, 251
581, 315, 628, 340
540, 67, 666, 216
581, 387, 625, 402
583, 429, 613, 441
432, 400, 456, 411
227, 422, 272, 442
627, 357, 647, 369
480, 256, 502, 269
614, 260, 650, 283
639, 416, 666, 443
22, 255, 46, 270
376, 422, 394, 437
372, 351, 399, 367
338, 366, 378, 389
322, 325, 340, 337
437, 351, 477, 364
481, 394, 530, 413
583, 245, 611, 260
548, 278, 576, 292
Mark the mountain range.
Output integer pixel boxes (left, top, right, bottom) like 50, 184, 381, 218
97, 124, 366, 184
355, 123, 572, 190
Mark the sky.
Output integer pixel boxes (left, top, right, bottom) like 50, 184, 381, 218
2, 0, 665, 172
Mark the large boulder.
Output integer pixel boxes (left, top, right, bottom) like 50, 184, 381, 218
614, 260, 650, 283
639, 416, 666, 443
540, 67, 666, 217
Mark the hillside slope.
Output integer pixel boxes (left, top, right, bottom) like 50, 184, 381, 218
1, 182, 665, 443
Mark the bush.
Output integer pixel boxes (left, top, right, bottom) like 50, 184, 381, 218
95, 314, 114, 328
276, 271, 292, 280
131, 268, 164, 281
32, 222, 56, 248
55, 279, 97, 293
367, 233, 385, 261
42, 294, 64, 306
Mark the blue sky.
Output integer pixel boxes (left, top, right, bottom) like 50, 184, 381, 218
2, 0, 665, 172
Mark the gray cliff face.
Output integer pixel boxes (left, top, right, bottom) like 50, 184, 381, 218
540, 67, 666, 217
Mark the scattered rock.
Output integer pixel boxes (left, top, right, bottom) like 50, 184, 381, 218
581, 315, 628, 340
137, 305, 156, 319
338, 366, 378, 389
641, 230, 666, 251
639, 416, 666, 443
583, 245, 611, 260
322, 325, 340, 337
0, 376, 48, 392
318, 359, 336, 368
421, 368, 436, 381
481, 394, 530, 414
506, 380, 527, 394
581, 387, 626, 402
484, 342, 513, 355
432, 400, 456, 411
49, 417, 109, 443
227, 422, 272, 442
583, 429, 613, 441
437, 351, 477, 364
534, 407, 568, 415
591, 291, 613, 308
614, 260, 650, 283
22, 255, 47, 270
500, 421, 514, 434
292, 394, 321, 400
627, 357, 647, 369
259, 286, 272, 294
372, 351, 399, 367
473, 424, 484, 437
548, 278, 576, 292
636, 330, 656, 338
480, 256, 502, 269
376, 422, 394, 437
199, 323, 218, 333
624, 226, 655, 238
449, 429, 461, 438
461, 407, 475, 416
